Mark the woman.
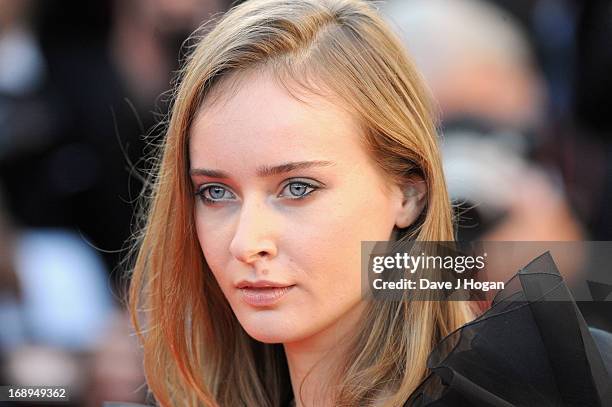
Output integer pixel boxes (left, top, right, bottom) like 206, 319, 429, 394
125, 0, 610, 406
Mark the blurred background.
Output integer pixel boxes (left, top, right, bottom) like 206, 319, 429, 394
0, 0, 610, 405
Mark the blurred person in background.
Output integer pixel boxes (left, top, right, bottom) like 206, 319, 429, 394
383, 0, 546, 132
381, 0, 583, 320
109, 0, 227, 107
0, 182, 137, 406
86, 311, 147, 407
382, 0, 583, 244
0, 0, 62, 174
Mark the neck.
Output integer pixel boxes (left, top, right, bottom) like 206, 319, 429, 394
283, 301, 366, 407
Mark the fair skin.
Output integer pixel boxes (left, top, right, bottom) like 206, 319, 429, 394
189, 70, 426, 406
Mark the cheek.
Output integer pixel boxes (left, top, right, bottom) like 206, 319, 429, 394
307, 185, 396, 251
293, 190, 395, 299
301, 188, 394, 288
194, 209, 232, 284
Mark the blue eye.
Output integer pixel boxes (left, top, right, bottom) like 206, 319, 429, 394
196, 185, 235, 204
280, 181, 318, 200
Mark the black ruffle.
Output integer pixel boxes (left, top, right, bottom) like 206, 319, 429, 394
405, 251, 612, 407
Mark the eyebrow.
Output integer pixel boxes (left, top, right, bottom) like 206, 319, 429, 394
189, 160, 336, 179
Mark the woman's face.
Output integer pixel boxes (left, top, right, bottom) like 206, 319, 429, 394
189, 71, 409, 344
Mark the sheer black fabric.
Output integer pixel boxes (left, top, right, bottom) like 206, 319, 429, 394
404, 251, 612, 407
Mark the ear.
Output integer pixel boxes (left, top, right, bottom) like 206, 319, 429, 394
394, 177, 427, 229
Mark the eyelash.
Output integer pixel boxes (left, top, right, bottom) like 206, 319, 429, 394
195, 180, 320, 205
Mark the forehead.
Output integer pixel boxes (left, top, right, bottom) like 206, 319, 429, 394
188, 71, 366, 170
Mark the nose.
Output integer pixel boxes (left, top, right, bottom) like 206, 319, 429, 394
229, 196, 279, 265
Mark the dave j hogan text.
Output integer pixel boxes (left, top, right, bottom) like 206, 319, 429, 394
372, 278, 505, 292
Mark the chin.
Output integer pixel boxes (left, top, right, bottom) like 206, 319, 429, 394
237, 312, 303, 344
246, 330, 289, 344
242, 324, 294, 344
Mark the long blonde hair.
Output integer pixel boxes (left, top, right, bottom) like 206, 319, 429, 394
127, 0, 472, 405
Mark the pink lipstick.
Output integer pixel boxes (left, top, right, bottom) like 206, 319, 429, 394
236, 281, 295, 306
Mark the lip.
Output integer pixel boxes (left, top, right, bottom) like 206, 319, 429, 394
237, 284, 296, 307
236, 279, 293, 289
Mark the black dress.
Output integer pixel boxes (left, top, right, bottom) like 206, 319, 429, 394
403, 251, 612, 407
